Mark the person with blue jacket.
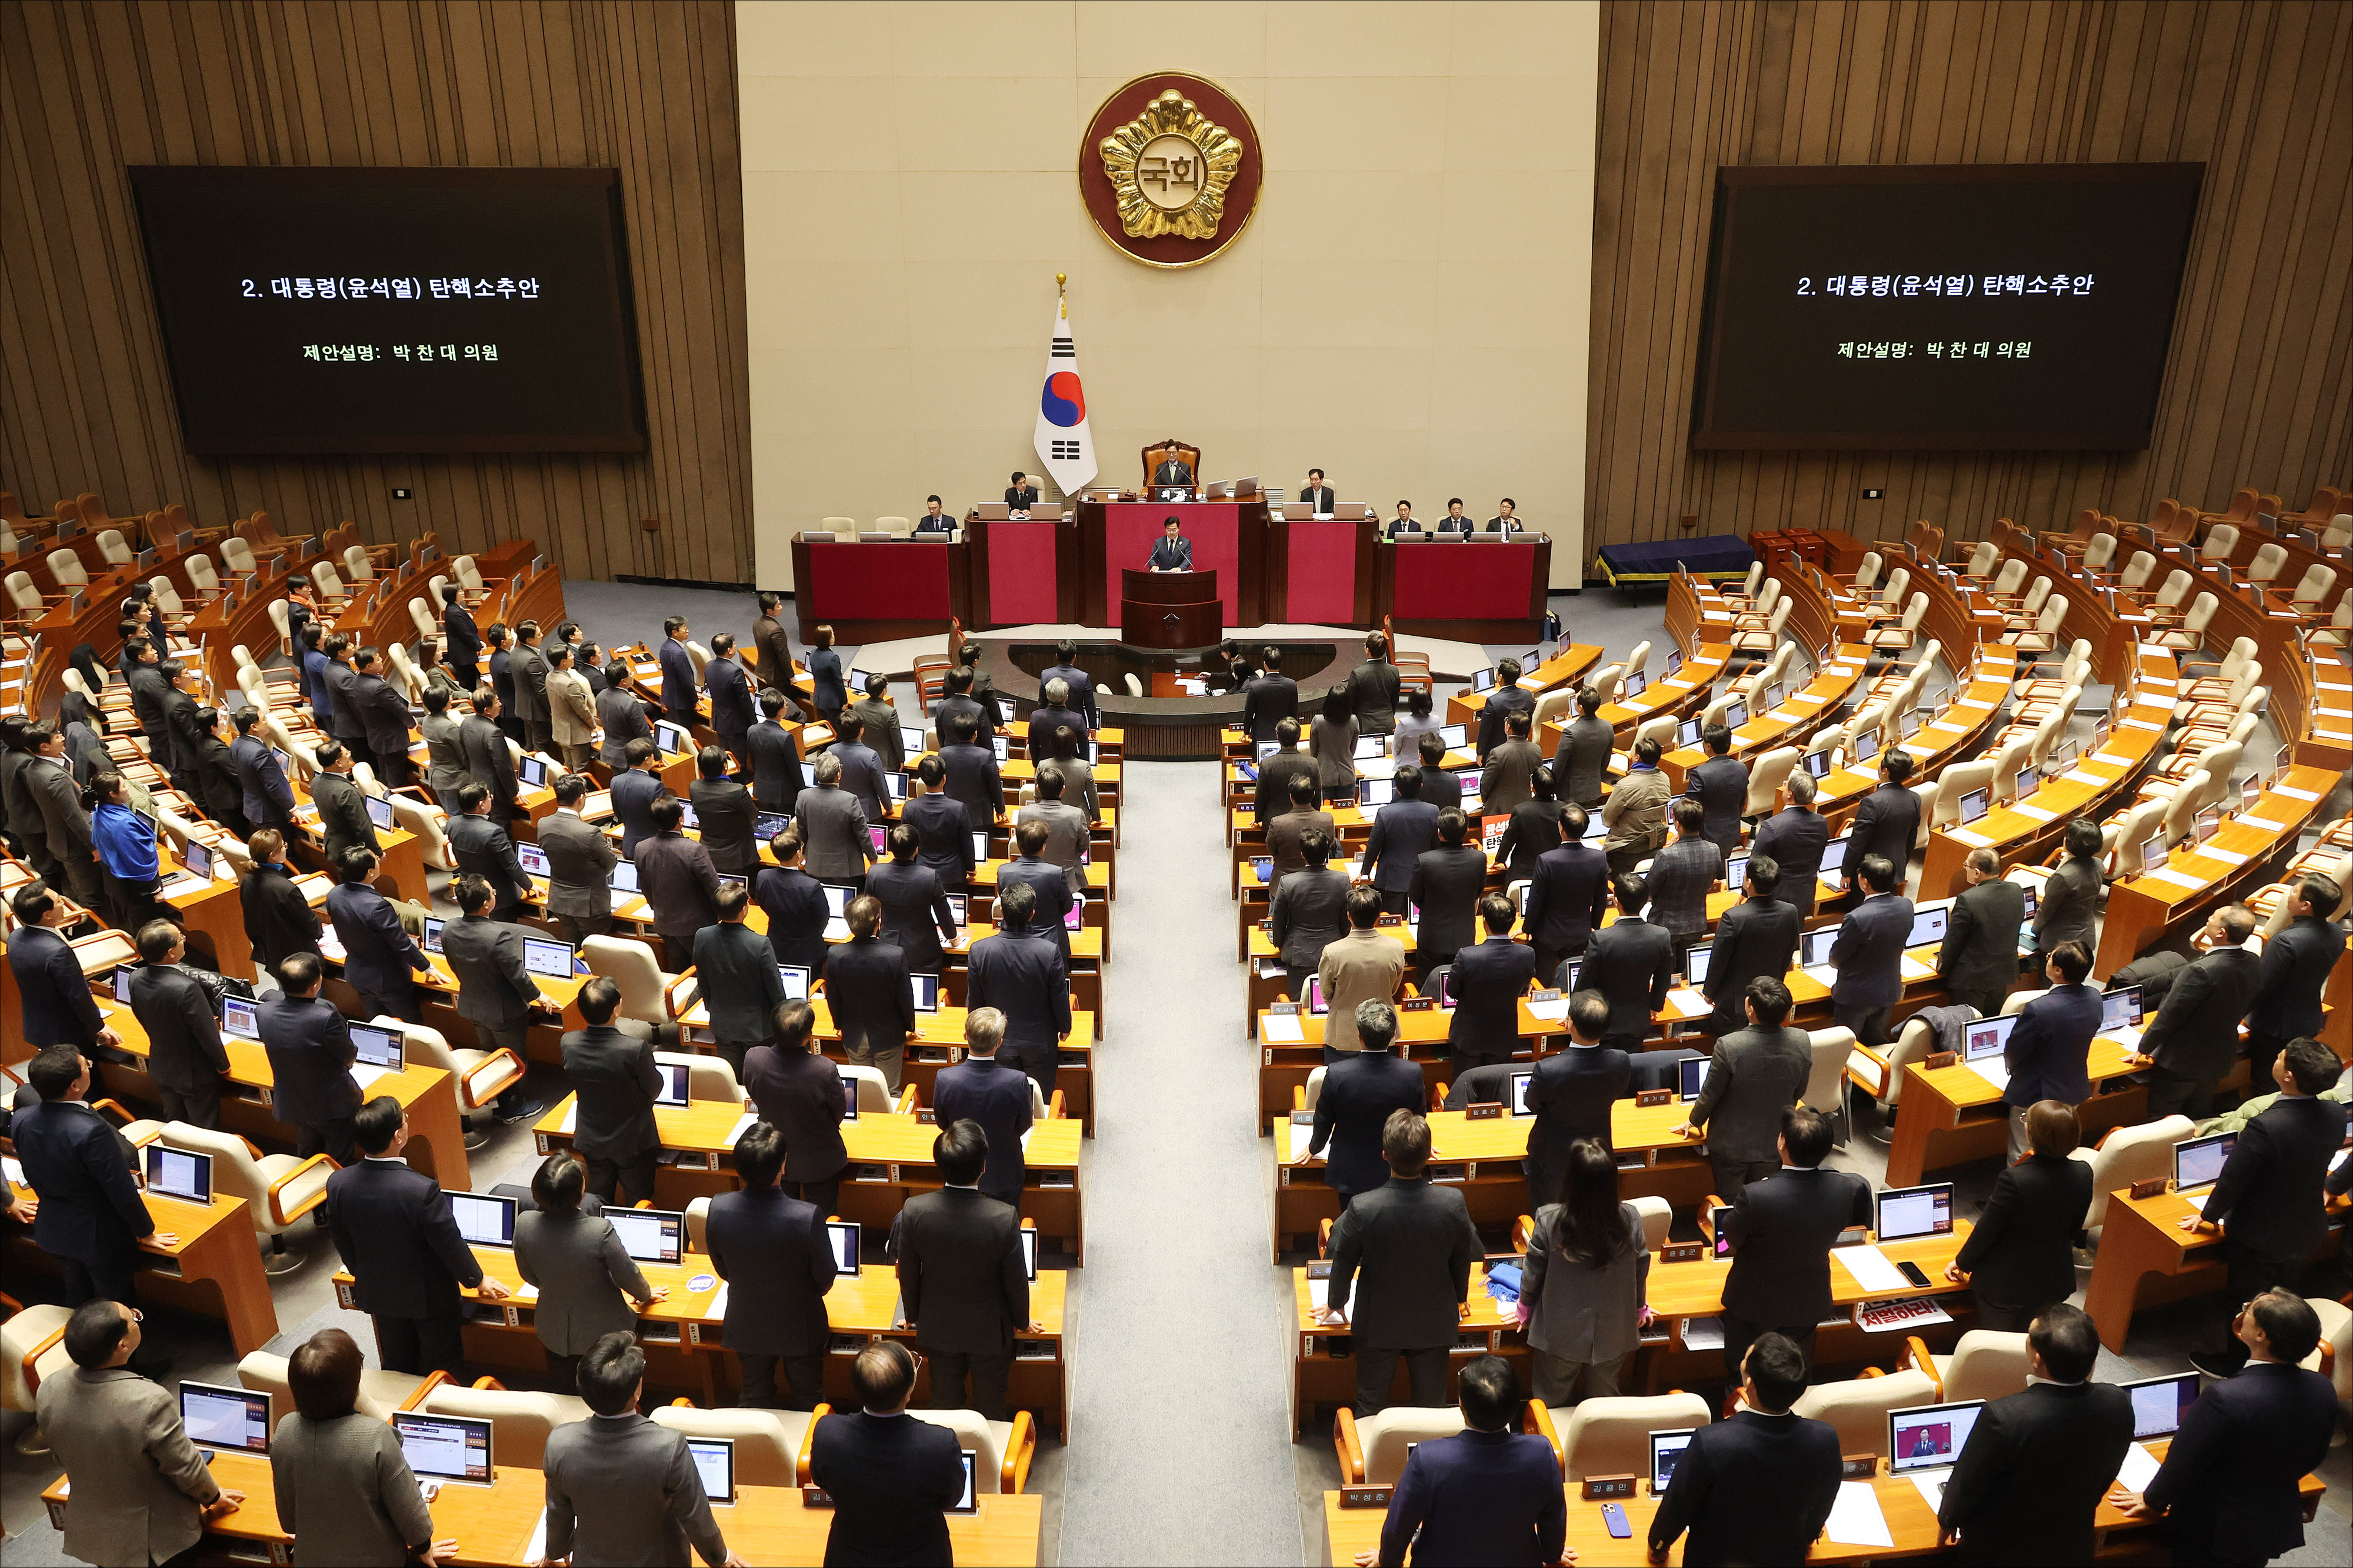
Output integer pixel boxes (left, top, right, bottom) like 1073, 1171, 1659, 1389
89, 771, 163, 931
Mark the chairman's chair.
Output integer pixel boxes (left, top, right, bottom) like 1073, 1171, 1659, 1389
1140, 438, 1201, 489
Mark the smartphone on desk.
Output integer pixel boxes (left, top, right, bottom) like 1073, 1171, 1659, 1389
1897, 1260, 1932, 1289
1601, 1503, 1631, 1539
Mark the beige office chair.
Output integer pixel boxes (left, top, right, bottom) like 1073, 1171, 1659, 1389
152, 1122, 335, 1274
1744, 748, 1799, 818
1791, 1366, 1941, 1456
823, 516, 859, 542
2307, 1297, 2353, 1419
657, 1050, 745, 1105
652, 1404, 815, 1486
912, 1408, 1037, 1493
842, 1063, 899, 1114
1907, 1331, 2032, 1404
874, 516, 913, 538
46, 548, 89, 588
2247, 542, 2289, 584
2078, 533, 2118, 574
581, 935, 668, 1040
1961, 541, 1998, 577
1535, 1392, 1712, 1480
1984, 558, 2028, 601
1803, 1026, 1856, 1145
386, 791, 454, 873
1336, 1406, 1468, 1484
2156, 592, 2219, 652
423, 1382, 592, 1469
409, 595, 439, 646
1850, 552, 1883, 594
309, 561, 351, 606
378, 1016, 525, 1150
2117, 550, 2158, 592
1, 1295, 74, 1453
220, 536, 259, 576
237, 1349, 436, 1424
342, 544, 377, 584
2070, 1116, 2195, 1242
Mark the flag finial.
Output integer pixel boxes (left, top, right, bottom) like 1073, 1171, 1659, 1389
1056, 272, 1067, 292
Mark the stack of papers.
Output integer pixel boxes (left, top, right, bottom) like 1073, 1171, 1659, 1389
708, 1283, 729, 1318
1262, 1014, 1305, 1043
1305, 1278, 1349, 1322
349, 1065, 393, 1092
1838, 1245, 1911, 1293
1824, 1482, 1894, 1548
726, 1112, 759, 1145
2114, 1443, 2162, 1493
1665, 987, 1708, 1014
1524, 997, 1570, 1022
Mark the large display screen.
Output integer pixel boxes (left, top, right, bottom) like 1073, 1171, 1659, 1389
1689, 164, 2202, 451
126, 166, 645, 455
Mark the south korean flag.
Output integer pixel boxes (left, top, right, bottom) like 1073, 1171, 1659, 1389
1033, 289, 1097, 496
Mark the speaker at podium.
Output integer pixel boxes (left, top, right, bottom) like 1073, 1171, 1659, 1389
1120, 568, 1220, 649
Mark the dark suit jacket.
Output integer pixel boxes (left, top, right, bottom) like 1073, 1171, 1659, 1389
561, 1025, 661, 1163
1479, 739, 1541, 816
892, 1186, 1027, 1353
258, 993, 358, 1129
1580, 915, 1673, 1045
1309, 1051, 1427, 1198
1037, 662, 1099, 729
2249, 915, 2345, 1038
191, 734, 242, 824
694, 920, 785, 1043
2201, 1093, 2349, 1259
1326, 1176, 1482, 1349
1525, 842, 1609, 953
2144, 1360, 2341, 1562
596, 684, 653, 769
1847, 780, 1921, 878
1939, 879, 2026, 993
2140, 945, 2261, 1082
326, 879, 429, 996
1494, 798, 1563, 882
1953, 1152, 2091, 1309
904, 792, 973, 889
1705, 898, 1801, 1023
9, 924, 106, 1048
831, 740, 891, 822
689, 776, 759, 875
1242, 674, 1299, 742
1649, 1409, 1842, 1566
611, 766, 667, 858
746, 719, 805, 810
232, 733, 296, 827
1938, 1381, 2134, 1566
751, 614, 795, 701
325, 1157, 484, 1319
539, 809, 618, 921
310, 771, 379, 866
1752, 805, 1829, 907
1420, 766, 1464, 814
1, 748, 49, 864
1408, 845, 1489, 964
239, 862, 322, 972
1685, 753, 1749, 855
658, 637, 696, 716
863, 860, 957, 973
489, 647, 516, 722
965, 928, 1070, 1050
1721, 1165, 1874, 1327
446, 810, 528, 913
1264, 805, 1334, 885
1475, 686, 1535, 759
755, 865, 831, 972
2001, 981, 2102, 1107
742, 1043, 848, 1183
1688, 1025, 1812, 1165
939, 742, 1003, 834
994, 856, 1072, 964
457, 714, 517, 819
636, 830, 721, 940
2033, 854, 2101, 953
1349, 659, 1401, 735
1252, 749, 1318, 827
822, 935, 913, 1060
1271, 866, 1351, 968
352, 672, 412, 763
1645, 835, 1722, 942
704, 654, 753, 738
1447, 936, 1538, 1055
444, 603, 481, 671
1830, 892, 1914, 1010
320, 657, 365, 742
1299, 483, 1335, 510
14, 1097, 152, 1265
127, 662, 171, 742
935, 1055, 1034, 1205
1358, 798, 1439, 892
806, 648, 846, 714
705, 1183, 834, 1356
129, 964, 229, 1098
809, 1410, 966, 1568
440, 915, 543, 1032
1525, 1043, 1633, 1203
1551, 715, 1615, 808
1380, 1427, 1566, 1568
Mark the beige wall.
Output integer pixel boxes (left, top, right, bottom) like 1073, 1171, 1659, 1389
739, 0, 1599, 593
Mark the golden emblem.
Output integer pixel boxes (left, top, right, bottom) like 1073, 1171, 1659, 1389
1096, 89, 1243, 241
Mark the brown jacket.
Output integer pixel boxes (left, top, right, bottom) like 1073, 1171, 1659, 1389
1265, 806, 1336, 885
1317, 928, 1409, 1051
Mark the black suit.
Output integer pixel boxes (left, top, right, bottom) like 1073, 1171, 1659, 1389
596, 683, 654, 769
636, 830, 721, 954
1005, 484, 1039, 508
240, 861, 323, 974
326, 878, 429, 1020
2144, 1360, 2340, 1564
1241, 673, 1299, 742
2201, 1094, 2349, 1353
809, 1410, 966, 1568
1938, 878, 2026, 1017
1718, 1164, 1874, 1370
325, 1156, 486, 1374
258, 992, 359, 1163
1298, 483, 1335, 511
1326, 1176, 1482, 1413
706, 1183, 835, 1409
891, 1186, 1028, 1419
996, 855, 1074, 965
129, 963, 230, 1127
1309, 1051, 1427, 1202
823, 934, 914, 1089
1829, 890, 1913, 1042
13, 1097, 153, 1305
191, 733, 245, 829
935, 1055, 1034, 1206
1407, 844, 1488, 986
1684, 753, 1748, 857
2247, 914, 2345, 1087
1251, 749, 1318, 826
864, 859, 957, 975
8, 924, 106, 1050
1649, 1409, 1842, 1567
704, 654, 754, 753
1037, 662, 1099, 729
2141, 945, 2264, 1118
939, 742, 1003, 834
1704, 895, 1800, 1035
1445, 935, 1537, 1067
689, 776, 759, 875
353, 672, 414, 783
1938, 1381, 2134, 1566
745, 719, 805, 811
1523, 840, 1609, 982
232, 733, 297, 829
742, 1043, 848, 1216
693, 919, 785, 1077
1579, 915, 1672, 1049
561, 1024, 662, 1205
1846, 780, 1920, 883
1419, 766, 1463, 814
611, 765, 666, 859
964, 927, 1070, 1103
1475, 686, 1535, 760
310, 770, 378, 867
446, 810, 529, 919
1357, 797, 1438, 904
754, 864, 831, 973
1751, 804, 1829, 916
1348, 659, 1400, 735
1952, 1153, 2092, 1330
904, 792, 974, 891
322, 656, 366, 753
458, 713, 518, 825
1525, 1043, 1632, 1206
444, 602, 482, 683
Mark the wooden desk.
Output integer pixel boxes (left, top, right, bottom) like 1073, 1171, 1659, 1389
2082, 1185, 2233, 1352
8, 1192, 279, 1354
1885, 1034, 2148, 1189
1442, 644, 1605, 731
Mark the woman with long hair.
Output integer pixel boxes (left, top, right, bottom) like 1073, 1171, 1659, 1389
1309, 682, 1361, 806
1517, 1136, 1652, 1406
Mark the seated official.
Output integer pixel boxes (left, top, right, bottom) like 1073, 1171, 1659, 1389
269, 1327, 446, 1568
1319, 1109, 1482, 1416
1149, 453, 1194, 492
544, 1332, 743, 1568
1360, 1355, 1565, 1568
810, 1343, 968, 1568
1519, 1138, 1651, 1406
1648, 1332, 1841, 1566
916, 493, 954, 532
515, 1153, 665, 1394
1147, 514, 1194, 571
1007, 471, 1041, 511
1486, 498, 1526, 533
1947, 1100, 2092, 1332
1299, 468, 1334, 514
1389, 500, 1425, 538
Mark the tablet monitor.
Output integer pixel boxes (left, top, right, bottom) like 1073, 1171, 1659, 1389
1724, 700, 1748, 730
1888, 1402, 1985, 1475
180, 1380, 271, 1456
755, 812, 792, 842
824, 884, 851, 919
1676, 718, 1701, 748
516, 842, 551, 880
899, 725, 926, 758
992, 736, 1012, 763
1665, 648, 1684, 675
1434, 968, 1456, 1007
1800, 927, 1840, 968
841, 1079, 859, 1121
777, 963, 811, 1000
421, 916, 445, 953
1724, 852, 1749, 891
1899, 708, 1926, 738
609, 1207, 685, 1265
1958, 788, 1990, 825
608, 860, 642, 896
1508, 1070, 1534, 1117
1303, 976, 1330, 1016
182, 838, 216, 880
2101, 986, 2142, 1030
1622, 671, 1648, 698
1964, 1014, 2017, 1065
2014, 765, 2036, 803
350, 1021, 404, 1070
1678, 1055, 1711, 1102
949, 1450, 979, 1514
1765, 682, 1786, 710
972, 830, 993, 863
1255, 740, 1281, 761
1064, 901, 1084, 933
517, 755, 548, 789
2019, 882, 2038, 916
1359, 776, 1395, 808
1650, 1429, 1695, 1496
826, 1220, 861, 1277
272, 746, 293, 778
392, 1412, 494, 1486
678, 800, 701, 831
2140, 832, 2168, 873
1854, 728, 1883, 765
1876, 1183, 1955, 1242
867, 826, 888, 854
2173, 1132, 2234, 1192
1437, 723, 1468, 750
1818, 833, 1849, 875
1020, 1225, 1040, 1281
1682, 941, 1712, 985
909, 973, 940, 1013
1468, 668, 1498, 693
445, 1190, 517, 1248
113, 964, 136, 1005
885, 772, 908, 802
221, 995, 260, 1040
145, 1143, 212, 1204
1556, 960, 1580, 993
2122, 1373, 2201, 1440
522, 936, 578, 979
1802, 749, 1834, 778
1353, 734, 1387, 762
1709, 1204, 1736, 1258
687, 1436, 736, 1507
653, 1060, 692, 1107
654, 720, 689, 756
1908, 906, 1950, 947
2195, 806, 2220, 844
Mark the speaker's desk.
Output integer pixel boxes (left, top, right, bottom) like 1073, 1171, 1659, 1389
1119, 566, 1221, 648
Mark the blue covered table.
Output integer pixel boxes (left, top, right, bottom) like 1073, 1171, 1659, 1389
1594, 534, 1755, 588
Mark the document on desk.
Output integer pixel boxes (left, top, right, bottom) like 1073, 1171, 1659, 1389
1306, 1278, 1349, 1323
1837, 1245, 1912, 1295
1898, 954, 1936, 983
1664, 987, 1707, 1015
2061, 768, 2107, 786
511, 1282, 537, 1301
726, 1112, 758, 1146
2142, 867, 2207, 890
522, 1516, 548, 1566
1970, 1057, 2011, 1092
316, 929, 348, 962
1825, 1481, 1895, 1548
2194, 846, 2249, 868
2012, 802, 2058, 823
1524, 997, 1570, 1022
1905, 1472, 1950, 1515
1261, 1013, 1305, 1043
2114, 1442, 2162, 1494
348, 1065, 393, 1093
558, 1101, 578, 1136
708, 1283, 728, 1319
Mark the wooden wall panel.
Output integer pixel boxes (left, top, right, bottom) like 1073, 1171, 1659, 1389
0, 0, 750, 585
1589, 0, 2353, 560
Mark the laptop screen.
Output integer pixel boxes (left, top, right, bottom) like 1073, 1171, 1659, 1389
1908, 906, 1950, 947
1359, 776, 1395, 808
653, 1061, 692, 1107
687, 1436, 735, 1506
1724, 852, 1749, 890
2141, 832, 2168, 872
1683, 942, 1712, 985
1876, 1183, 1955, 1242
823, 884, 851, 919
350, 1022, 404, 1069
1801, 927, 1839, 968
1353, 734, 1387, 761
516, 842, 551, 879
909, 973, 940, 1013
1854, 728, 1880, 762
608, 1207, 684, 1264
517, 755, 548, 789
654, 720, 689, 755
145, 1143, 212, 1203
778, 964, 811, 1000
949, 1450, 979, 1514
522, 937, 576, 979
1678, 1055, 1711, 1102
221, 995, 259, 1040
2123, 1373, 2201, 1440
445, 1190, 516, 1247
1965, 1015, 2017, 1062
180, 1380, 271, 1454
1651, 1429, 1695, 1496
2174, 1132, 2234, 1190
608, 860, 641, 896
1818, 833, 1848, 874
391, 1413, 493, 1485
900, 725, 926, 758
1437, 723, 1468, 750
826, 1220, 861, 1276
421, 916, 445, 954
1889, 1402, 1986, 1474
182, 838, 215, 880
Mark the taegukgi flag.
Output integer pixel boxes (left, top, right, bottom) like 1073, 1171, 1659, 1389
1034, 281, 1097, 495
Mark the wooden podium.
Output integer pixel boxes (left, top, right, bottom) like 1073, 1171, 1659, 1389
1119, 568, 1220, 648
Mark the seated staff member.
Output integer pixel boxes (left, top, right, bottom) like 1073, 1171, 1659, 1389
1716, 1105, 1872, 1375
1309, 1002, 1427, 1207
1703, 853, 1799, 1037
543, 1332, 745, 1568
269, 1327, 451, 1567
259, 953, 361, 1166
1647, 1332, 1841, 1566
14, 1045, 166, 1313
1318, 886, 1408, 1060
514, 1153, 664, 1393
1677, 976, 1811, 1202
810, 1343, 968, 1568
1937, 1305, 2132, 1568
705, 1122, 835, 1413
934, 1007, 1034, 1207
1299, 468, 1334, 513
1999, 940, 2102, 1163
742, 999, 849, 1219
1358, 1356, 1565, 1568
891, 1119, 1035, 1420
1449, 893, 1541, 1075
128, 918, 231, 1129
37, 1300, 241, 1566
1947, 1100, 2092, 1332
1518, 1139, 1649, 1406
1318, 1109, 1482, 1415
1938, 848, 2027, 1020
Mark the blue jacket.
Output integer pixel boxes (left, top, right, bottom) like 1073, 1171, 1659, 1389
326, 879, 430, 996
659, 637, 698, 716
933, 1055, 1035, 1205
91, 802, 158, 882
2001, 980, 2103, 1106
302, 645, 335, 728
232, 733, 297, 827
1359, 798, 1440, 893
1379, 1427, 1565, 1568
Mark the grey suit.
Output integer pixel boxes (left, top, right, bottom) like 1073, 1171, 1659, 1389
1646, 835, 1723, 943
1551, 715, 1615, 808
311, 770, 379, 866
420, 711, 469, 806
1015, 796, 1089, 897
794, 782, 875, 880
514, 1209, 653, 1356
35, 1366, 222, 1568
1523, 1201, 1651, 1402
596, 683, 654, 769
2034, 854, 2101, 956
29, 755, 96, 903
439, 913, 543, 1054
539, 808, 619, 939
1479, 738, 1542, 816
1688, 1023, 1814, 1199
269, 1410, 436, 1567
542, 1412, 729, 1568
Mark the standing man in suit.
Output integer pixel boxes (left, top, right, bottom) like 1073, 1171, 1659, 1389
997, 818, 1076, 966
1716, 1105, 1873, 1372
688, 744, 759, 877
1678, 977, 1813, 1202
1938, 848, 2027, 1019
1551, 685, 1614, 809
313, 636, 371, 773
195, 708, 249, 835
2133, 903, 2264, 1119
232, 708, 297, 830
1474, 658, 1535, 761
966, 880, 1071, 1106
755, 825, 831, 974
349, 650, 415, 788
325, 845, 431, 1023
2033, 818, 2105, 959
438, 875, 556, 1117
512, 1156, 662, 1393
1318, 1109, 1484, 1413
561, 978, 662, 1205
26, 722, 102, 912
259, 953, 361, 1165
658, 615, 699, 729
1038, 640, 1099, 729
1479, 709, 1542, 815
794, 750, 877, 883
546, 643, 599, 771
746, 688, 805, 812
823, 894, 914, 1092
1318, 888, 1408, 1059
1271, 829, 1351, 1000
932, 668, 990, 742
693, 882, 785, 1079
1242, 648, 1299, 742
1015, 763, 1089, 899
637, 796, 722, 973
12, 1046, 160, 1309
308, 740, 379, 868
445, 780, 529, 922
1298, 468, 1335, 512
1645, 799, 1723, 963
1647, 1333, 1842, 1566
2000, 939, 2104, 1160
1356, 763, 1438, 915
1349, 632, 1400, 738
326, 1096, 511, 1374
2245, 874, 2345, 1092
809, 1344, 968, 1566
1027, 680, 1089, 755
1601, 735, 1671, 876
701, 630, 754, 766
935, 1007, 1035, 1207
741, 1000, 848, 1220
1947, 1100, 2094, 1331
1371, 1356, 1566, 1568
1846, 749, 1921, 889
542, 1332, 743, 1568
487, 623, 521, 738
1829, 853, 1913, 1046
865, 822, 959, 975
128, 919, 231, 1129
9, 882, 120, 1056
611, 737, 668, 860
1309, 1002, 1427, 1206
939, 712, 1004, 838
598, 660, 656, 770
705, 1123, 836, 1413
1685, 725, 1749, 858
904, 754, 975, 893
848, 674, 906, 775
419, 686, 470, 812
1580, 873, 1675, 1052
2181, 1037, 2349, 1376
35, 1300, 238, 1567
893, 1119, 1032, 1417
1253, 717, 1318, 827
749, 590, 797, 701
239, 828, 322, 975
541, 772, 619, 944
442, 583, 482, 686
1525, 993, 1632, 1199
1408, 809, 1488, 989
2122, 1289, 2341, 1565
1705, 855, 1801, 1037
459, 686, 521, 828
1448, 895, 1539, 1073
1265, 771, 1334, 885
